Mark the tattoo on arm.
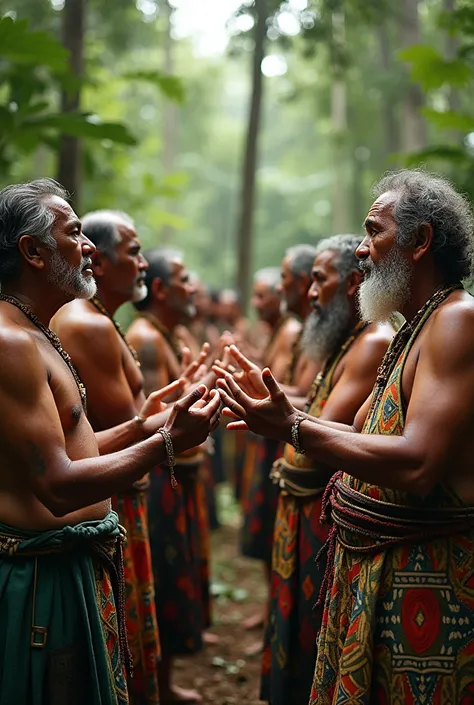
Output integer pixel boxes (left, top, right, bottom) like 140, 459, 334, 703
27, 441, 47, 477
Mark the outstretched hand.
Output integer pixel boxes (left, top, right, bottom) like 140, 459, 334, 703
164, 385, 222, 454
217, 367, 297, 443
139, 378, 186, 419
181, 343, 211, 385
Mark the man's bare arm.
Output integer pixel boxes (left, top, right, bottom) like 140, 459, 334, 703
0, 333, 220, 516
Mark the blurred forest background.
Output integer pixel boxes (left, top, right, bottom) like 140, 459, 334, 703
1, 0, 474, 309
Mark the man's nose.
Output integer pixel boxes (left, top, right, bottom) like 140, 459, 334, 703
356, 237, 370, 260
81, 234, 96, 256
139, 253, 149, 271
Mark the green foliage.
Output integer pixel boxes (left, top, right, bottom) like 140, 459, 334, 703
122, 70, 186, 103
399, 44, 472, 90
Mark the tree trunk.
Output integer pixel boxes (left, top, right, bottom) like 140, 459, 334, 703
331, 12, 348, 234
235, 0, 268, 312
400, 0, 427, 152
57, 0, 85, 211
379, 20, 400, 163
444, 0, 461, 142
161, 0, 179, 244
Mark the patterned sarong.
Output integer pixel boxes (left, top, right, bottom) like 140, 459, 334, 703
310, 291, 474, 704
261, 325, 364, 705
113, 489, 160, 705
241, 435, 282, 566
148, 461, 205, 656
0, 511, 128, 705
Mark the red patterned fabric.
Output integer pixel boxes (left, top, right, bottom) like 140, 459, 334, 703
113, 490, 160, 705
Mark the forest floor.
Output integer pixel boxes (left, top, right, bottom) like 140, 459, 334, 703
173, 487, 268, 705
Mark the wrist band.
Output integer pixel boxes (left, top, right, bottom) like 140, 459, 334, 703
157, 427, 178, 489
291, 415, 306, 455
133, 414, 146, 440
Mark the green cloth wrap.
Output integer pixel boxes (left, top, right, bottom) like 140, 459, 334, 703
0, 510, 128, 705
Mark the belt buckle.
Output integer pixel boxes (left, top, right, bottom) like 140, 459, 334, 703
31, 626, 48, 648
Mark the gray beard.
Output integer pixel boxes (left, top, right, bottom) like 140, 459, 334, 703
47, 249, 97, 300
302, 289, 352, 362
131, 283, 148, 303
358, 245, 413, 322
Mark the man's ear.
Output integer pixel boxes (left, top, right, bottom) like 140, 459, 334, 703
151, 277, 167, 301
346, 269, 361, 296
18, 235, 47, 272
413, 223, 433, 263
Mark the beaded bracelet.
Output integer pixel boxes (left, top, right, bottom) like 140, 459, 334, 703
157, 428, 178, 489
290, 415, 306, 455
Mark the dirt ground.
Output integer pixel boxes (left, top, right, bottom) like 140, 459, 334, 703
174, 488, 269, 705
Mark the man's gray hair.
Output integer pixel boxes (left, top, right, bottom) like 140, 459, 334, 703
134, 247, 183, 311
286, 244, 318, 278
373, 168, 474, 282
315, 234, 362, 282
254, 267, 281, 292
81, 210, 135, 262
0, 178, 64, 283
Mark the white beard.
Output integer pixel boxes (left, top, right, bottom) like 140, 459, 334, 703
47, 250, 97, 299
301, 288, 352, 362
131, 283, 148, 303
358, 245, 413, 322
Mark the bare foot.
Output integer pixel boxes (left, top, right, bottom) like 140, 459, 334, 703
244, 639, 264, 657
161, 684, 203, 704
242, 611, 265, 631
203, 630, 220, 645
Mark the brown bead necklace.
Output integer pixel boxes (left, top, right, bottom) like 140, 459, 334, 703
0, 294, 88, 412
90, 296, 141, 367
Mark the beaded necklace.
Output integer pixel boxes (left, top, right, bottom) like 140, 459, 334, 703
90, 296, 141, 367
0, 294, 87, 412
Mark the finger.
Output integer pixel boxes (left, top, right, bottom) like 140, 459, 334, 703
203, 389, 222, 416
212, 364, 228, 378
223, 371, 254, 407
153, 378, 185, 400
262, 368, 284, 400
221, 406, 241, 420
177, 384, 207, 411
180, 347, 191, 370
230, 345, 254, 372
217, 388, 246, 418
201, 342, 211, 356
216, 377, 233, 397
227, 420, 248, 431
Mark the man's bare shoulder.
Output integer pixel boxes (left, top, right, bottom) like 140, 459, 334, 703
346, 322, 393, 374
127, 317, 165, 347
53, 300, 117, 346
424, 290, 474, 369
0, 316, 42, 391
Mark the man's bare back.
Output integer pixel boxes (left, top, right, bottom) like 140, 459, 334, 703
0, 303, 109, 530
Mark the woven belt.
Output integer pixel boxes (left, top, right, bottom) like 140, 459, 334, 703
270, 458, 333, 498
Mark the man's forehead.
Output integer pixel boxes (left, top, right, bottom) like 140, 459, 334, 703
313, 249, 338, 272
116, 222, 139, 243
366, 191, 397, 220
48, 195, 77, 221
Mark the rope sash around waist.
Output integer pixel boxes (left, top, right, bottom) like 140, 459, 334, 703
270, 458, 333, 498
315, 472, 474, 609
0, 518, 132, 674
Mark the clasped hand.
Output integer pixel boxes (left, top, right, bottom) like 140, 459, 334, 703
213, 345, 298, 443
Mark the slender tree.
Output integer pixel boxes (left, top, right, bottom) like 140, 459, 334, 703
57, 0, 86, 209
235, 0, 268, 311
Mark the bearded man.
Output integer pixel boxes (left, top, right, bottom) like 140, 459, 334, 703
0, 179, 221, 705
127, 247, 218, 704
52, 212, 175, 705
218, 168, 474, 705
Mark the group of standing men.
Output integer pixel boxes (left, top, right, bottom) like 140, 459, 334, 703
1, 167, 474, 705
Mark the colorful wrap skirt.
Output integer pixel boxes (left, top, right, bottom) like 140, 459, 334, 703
310, 476, 474, 705
261, 491, 329, 705
113, 489, 160, 705
148, 464, 205, 656
0, 511, 128, 705
241, 435, 281, 566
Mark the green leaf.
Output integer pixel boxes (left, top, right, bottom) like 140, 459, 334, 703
403, 145, 470, 167
123, 70, 185, 103
421, 108, 474, 133
398, 44, 473, 91
22, 113, 137, 145
0, 17, 69, 70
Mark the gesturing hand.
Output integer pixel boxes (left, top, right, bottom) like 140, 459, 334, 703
217, 368, 297, 443
139, 378, 186, 419
164, 385, 222, 454
181, 343, 211, 385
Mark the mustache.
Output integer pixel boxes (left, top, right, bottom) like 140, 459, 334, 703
359, 259, 373, 274
81, 258, 92, 271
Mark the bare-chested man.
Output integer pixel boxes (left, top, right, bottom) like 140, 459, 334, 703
127, 247, 216, 704
51, 210, 181, 705
0, 179, 221, 705
218, 169, 474, 705
218, 235, 392, 704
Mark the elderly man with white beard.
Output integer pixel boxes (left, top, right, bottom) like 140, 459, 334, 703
217, 169, 474, 705
51, 210, 165, 705
219, 235, 393, 705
